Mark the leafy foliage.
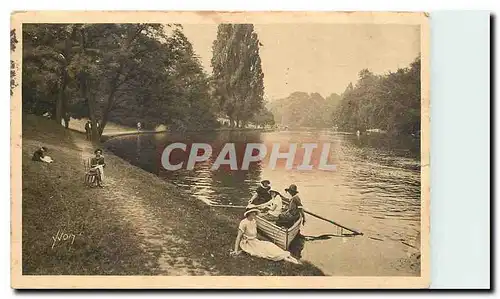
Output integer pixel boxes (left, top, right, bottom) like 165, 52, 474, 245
211, 24, 265, 128
334, 57, 421, 135
251, 106, 275, 128
22, 23, 218, 138
269, 92, 340, 128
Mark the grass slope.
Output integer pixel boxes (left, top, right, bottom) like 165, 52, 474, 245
21, 114, 324, 276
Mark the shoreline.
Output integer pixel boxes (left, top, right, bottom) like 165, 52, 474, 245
63, 117, 276, 142
101, 125, 421, 276
21, 115, 324, 276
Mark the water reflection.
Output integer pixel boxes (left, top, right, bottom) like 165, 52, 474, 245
105, 130, 421, 263
289, 234, 306, 259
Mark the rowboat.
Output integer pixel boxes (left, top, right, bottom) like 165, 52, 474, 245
256, 213, 302, 250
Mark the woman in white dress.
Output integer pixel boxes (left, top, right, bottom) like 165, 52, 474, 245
230, 208, 299, 264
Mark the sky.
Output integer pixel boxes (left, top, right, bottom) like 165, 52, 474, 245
180, 24, 420, 100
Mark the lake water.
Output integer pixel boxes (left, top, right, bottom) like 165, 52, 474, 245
104, 129, 421, 275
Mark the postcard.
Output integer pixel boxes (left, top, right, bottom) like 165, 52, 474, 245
11, 11, 429, 289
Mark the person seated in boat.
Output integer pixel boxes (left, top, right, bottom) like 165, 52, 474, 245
261, 191, 283, 221
229, 207, 299, 264
276, 184, 306, 228
247, 180, 278, 210
32, 146, 53, 163
90, 149, 106, 187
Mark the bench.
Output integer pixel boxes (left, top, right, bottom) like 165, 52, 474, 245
83, 157, 99, 188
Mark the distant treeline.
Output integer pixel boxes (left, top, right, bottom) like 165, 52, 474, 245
269, 57, 421, 136
334, 57, 421, 136
268, 92, 341, 128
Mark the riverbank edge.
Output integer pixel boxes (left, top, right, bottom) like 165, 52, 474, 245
65, 126, 275, 142
21, 114, 324, 276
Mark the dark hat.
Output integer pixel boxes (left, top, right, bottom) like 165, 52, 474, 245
94, 148, 103, 154
285, 184, 298, 193
260, 180, 271, 190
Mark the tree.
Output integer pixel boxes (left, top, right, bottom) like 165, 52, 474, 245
211, 24, 265, 128
22, 24, 81, 124
95, 24, 170, 134
107, 27, 217, 131
68, 24, 104, 140
252, 107, 275, 128
334, 57, 421, 136
22, 23, 219, 139
268, 92, 337, 128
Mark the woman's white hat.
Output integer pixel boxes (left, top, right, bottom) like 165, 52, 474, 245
244, 208, 260, 217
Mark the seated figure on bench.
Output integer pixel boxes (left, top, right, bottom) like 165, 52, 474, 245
90, 149, 106, 187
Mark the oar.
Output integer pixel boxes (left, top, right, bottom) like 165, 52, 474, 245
210, 204, 247, 209
302, 209, 363, 236
276, 192, 363, 236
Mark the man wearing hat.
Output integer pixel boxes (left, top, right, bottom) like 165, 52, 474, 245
276, 184, 306, 228
247, 180, 277, 209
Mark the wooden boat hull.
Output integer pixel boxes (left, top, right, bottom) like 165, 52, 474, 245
256, 215, 302, 250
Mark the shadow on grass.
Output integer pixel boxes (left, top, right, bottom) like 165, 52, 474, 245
20, 114, 326, 276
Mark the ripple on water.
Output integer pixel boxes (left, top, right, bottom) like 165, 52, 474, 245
105, 130, 422, 274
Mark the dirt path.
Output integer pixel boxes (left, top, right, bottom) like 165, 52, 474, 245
22, 114, 324, 276
74, 137, 216, 275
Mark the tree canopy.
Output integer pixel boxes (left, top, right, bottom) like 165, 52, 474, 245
22, 23, 218, 140
334, 57, 421, 135
268, 57, 421, 136
211, 24, 265, 128
268, 92, 340, 128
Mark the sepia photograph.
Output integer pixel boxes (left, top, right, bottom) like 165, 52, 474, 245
11, 11, 429, 288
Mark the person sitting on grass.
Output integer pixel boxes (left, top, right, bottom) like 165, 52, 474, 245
230, 207, 300, 264
90, 149, 106, 187
31, 146, 53, 163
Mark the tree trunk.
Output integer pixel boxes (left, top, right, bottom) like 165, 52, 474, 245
79, 72, 99, 142
99, 89, 117, 137
57, 72, 69, 126
88, 94, 99, 143
55, 91, 64, 125
78, 26, 99, 143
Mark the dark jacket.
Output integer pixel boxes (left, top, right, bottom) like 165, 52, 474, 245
252, 186, 273, 205
285, 194, 303, 217
91, 156, 105, 167
31, 149, 45, 162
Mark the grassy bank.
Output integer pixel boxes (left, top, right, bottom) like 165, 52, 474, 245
22, 114, 324, 276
